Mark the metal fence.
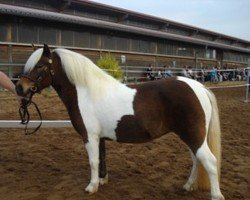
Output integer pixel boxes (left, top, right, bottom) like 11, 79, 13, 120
0, 62, 248, 83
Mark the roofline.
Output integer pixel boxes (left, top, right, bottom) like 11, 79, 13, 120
0, 3, 249, 54
74, 0, 250, 44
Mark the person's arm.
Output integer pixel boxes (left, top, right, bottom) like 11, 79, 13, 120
0, 71, 16, 94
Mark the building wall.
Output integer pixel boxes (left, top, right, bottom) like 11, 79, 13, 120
0, 0, 249, 79
2, 16, 247, 64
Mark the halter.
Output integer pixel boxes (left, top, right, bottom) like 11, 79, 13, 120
19, 58, 54, 135
21, 58, 54, 93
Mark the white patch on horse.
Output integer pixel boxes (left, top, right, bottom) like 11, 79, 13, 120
196, 141, 224, 200
177, 76, 212, 132
76, 84, 136, 141
183, 149, 197, 191
95, 84, 136, 140
24, 48, 43, 73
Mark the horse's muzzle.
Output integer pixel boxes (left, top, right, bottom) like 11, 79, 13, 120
16, 83, 34, 98
16, 84, 24, 96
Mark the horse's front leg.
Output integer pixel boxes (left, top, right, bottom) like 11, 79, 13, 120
85, 134, 100, 194
99, 138, 108, 185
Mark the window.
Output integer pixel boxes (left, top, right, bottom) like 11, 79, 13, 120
126, 20, 158, 30
166, 43, 174, 55
167, 27, 190, 36
158, 41, 166, 54
18, 24, 38, 43
90, 33, 100, 49
139, 40, 150, 53
0, 23, 7, 42
39, 26, 57, 45
102, 34, 116, 50
223, 52, 248, 63
116, 37, 129, 51
131, 39, 140, 52
61, 30, 74, 46
205, 49, 216, 59
149, 42, 157, 54
195, 49, 205, 58
74, 31, 90, 48
11, 23, 18, 43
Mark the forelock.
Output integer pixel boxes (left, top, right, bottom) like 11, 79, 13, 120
24, 48, 43, 73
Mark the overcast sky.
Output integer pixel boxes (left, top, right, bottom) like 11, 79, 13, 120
92, 0, 250, 41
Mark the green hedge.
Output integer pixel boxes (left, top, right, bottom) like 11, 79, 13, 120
97, 53, 123, 80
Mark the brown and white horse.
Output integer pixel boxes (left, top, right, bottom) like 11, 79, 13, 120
16, 44, 224, 200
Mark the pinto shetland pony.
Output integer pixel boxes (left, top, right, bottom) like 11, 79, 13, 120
16, 45, 224, 200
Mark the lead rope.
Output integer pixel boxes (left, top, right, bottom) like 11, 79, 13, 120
19, 99, 43, 135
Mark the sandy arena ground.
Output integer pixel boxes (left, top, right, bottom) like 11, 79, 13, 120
0, 84, 249, 200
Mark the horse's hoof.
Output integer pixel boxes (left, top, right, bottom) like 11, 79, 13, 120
183, 182, 197, 192
100, 174, 109, 185
212, 194, 225, 200
85, 182, 99, 194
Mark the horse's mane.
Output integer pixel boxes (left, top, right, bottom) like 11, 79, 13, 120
53, 49, 119, 88
24, 48, 121, 97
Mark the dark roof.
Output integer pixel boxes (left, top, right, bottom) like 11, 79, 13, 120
0, 2, 249, 54
72, 0, 250, 44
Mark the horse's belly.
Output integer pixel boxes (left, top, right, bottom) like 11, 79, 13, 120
114, 115, 152, 143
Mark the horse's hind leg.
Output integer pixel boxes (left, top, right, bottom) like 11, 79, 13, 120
183, 149, 198, 192
99, 138, 108, 185
196, 142, 224, 200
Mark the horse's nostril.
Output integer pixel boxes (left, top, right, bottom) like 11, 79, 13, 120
16, 84, 23, 96
30, 86, 37, 93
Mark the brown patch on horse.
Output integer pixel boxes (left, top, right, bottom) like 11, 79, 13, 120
115, 115, 152, 143
116, 78, 206, 153
99, 138, 107, 178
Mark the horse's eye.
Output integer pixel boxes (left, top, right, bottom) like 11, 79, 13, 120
38, 65, 46, 70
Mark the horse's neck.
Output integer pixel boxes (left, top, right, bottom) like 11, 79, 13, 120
52, 76, 75, 107
50, 58, 78, 109
51, 52, 128, 105
80, 67, 123, 100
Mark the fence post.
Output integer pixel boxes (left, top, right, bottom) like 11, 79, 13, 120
125, 65, 128, 83
244, 59, 250, 103
8, 44, 13, 78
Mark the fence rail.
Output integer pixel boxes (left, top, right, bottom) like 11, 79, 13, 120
0, 120, 72, 128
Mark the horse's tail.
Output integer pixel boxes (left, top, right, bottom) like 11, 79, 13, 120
197, 89, 222, 190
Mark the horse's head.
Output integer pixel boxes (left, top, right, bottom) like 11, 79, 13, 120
16, 44, 54, 99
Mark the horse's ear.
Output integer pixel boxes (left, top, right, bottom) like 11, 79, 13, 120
42, 44, 51, 58
31, 43, 37, 51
